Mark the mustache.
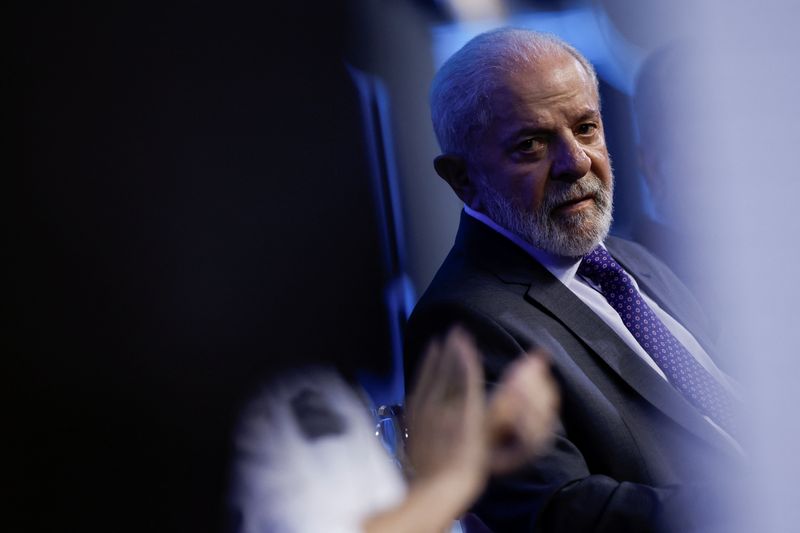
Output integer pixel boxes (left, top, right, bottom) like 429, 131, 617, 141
541, 175, 609, 213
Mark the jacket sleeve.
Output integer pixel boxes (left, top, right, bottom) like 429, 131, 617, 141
472, 436, 733, 533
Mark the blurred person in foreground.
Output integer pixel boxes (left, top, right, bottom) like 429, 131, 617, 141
404, 28, 744, 532
632, 45, 721, 316
229, 328, 558, 533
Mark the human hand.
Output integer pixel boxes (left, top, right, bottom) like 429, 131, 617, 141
405, 327, 489, 503
368, 333, 559, 533
485, 350, 559, 475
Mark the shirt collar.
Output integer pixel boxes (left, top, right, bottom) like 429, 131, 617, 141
463, 204, 593, 285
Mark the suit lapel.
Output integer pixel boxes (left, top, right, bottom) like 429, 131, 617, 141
523, 275, 736, 455
455, 213, 736, 456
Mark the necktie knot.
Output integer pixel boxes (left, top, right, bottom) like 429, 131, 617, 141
578, 247, 632, 293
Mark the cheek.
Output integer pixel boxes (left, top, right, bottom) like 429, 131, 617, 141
480, 160, 550, 209
508, 172, 549, 210
590, 151, 613, 182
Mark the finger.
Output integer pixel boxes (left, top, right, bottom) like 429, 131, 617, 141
503, 348, 549, 382
411, 325, 474, 406
485, 388, 518, 444
495, 350, 557, 408
407, 328, 475, 443
447, 327, 485, 401
444, 328, 487, 435
490, 368, 558, 441
524, 347, 551, 362
408, 338, 446, 412
440, 328, 492, 466
485, 355, 560, 472
438, 326, 481, 403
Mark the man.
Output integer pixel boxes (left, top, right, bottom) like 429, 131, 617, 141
404, 28, 743, 532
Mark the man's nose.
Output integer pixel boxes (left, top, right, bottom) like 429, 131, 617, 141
550, 135, 591, 181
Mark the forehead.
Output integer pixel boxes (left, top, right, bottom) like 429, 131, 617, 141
489, 52, 599, 124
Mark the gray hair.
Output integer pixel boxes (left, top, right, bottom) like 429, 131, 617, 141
430, 28, 599, 158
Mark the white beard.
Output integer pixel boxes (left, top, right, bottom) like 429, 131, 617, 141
480, 174, 614, 258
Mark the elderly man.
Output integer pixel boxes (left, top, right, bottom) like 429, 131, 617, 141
404, 28, 743, 532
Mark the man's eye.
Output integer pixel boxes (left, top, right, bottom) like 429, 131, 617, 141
576, 123, 598, 136
517, 138, 544, 153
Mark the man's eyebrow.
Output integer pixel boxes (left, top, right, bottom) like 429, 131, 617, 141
501, 124, 554, 145
507, 126, 549, 139
501, 108, 602, 144
575, 109, 601, 122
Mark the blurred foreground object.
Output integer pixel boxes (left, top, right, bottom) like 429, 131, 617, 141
405, 327, 559, 493
229, 369, 406, 533
230, 329, 558, 533
486, 350, 559, 475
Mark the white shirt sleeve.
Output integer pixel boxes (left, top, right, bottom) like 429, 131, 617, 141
229, 368, 406, 533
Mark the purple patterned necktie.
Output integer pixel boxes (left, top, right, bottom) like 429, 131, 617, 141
578, 246, 738, 437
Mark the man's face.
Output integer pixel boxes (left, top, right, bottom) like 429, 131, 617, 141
469, 52, 614, 258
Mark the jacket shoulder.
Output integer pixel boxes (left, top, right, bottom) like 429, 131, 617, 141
403, 249, 531, 385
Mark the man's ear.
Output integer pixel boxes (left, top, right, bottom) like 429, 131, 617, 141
434, 154, 480, 208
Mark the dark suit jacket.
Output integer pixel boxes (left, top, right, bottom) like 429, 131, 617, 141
404, 211, 743, 533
